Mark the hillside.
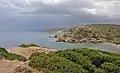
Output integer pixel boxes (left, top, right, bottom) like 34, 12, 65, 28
1, 44, 120, 73
29, 48, 120, 73
0, 44, 56, 73
55, 24, 120, 44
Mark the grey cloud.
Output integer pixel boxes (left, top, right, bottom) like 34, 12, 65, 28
0, 0, 120, 29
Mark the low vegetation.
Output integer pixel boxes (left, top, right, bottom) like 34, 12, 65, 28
0, 47, 8, 53
29, 48, 120, 73
0, 47, 27, 61
18, 44, 39, 48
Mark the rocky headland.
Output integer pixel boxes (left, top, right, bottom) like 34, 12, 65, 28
54, 24, 120, 44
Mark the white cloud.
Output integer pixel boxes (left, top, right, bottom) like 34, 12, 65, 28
40, 0, 61, 4
81, 8, 97, 15
90, 0, 120, 17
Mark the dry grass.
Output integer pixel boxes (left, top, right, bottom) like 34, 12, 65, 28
8, 47, 57, 59
0, 59, 40, 73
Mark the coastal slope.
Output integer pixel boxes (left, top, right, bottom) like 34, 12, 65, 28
55, 24, 120, 44
0, 44, 56, 73
1, 44, 120, 73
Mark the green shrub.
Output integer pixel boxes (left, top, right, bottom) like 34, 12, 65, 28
19, 44, 39, 48
0, 47, 8, 53
29, 53, 87, 73
0, 52, 27, 61
0, 47, 27, 61
29, 48, 120, 73
56, 51, 94, 72
94, 68, 106, 73
30, 44, 39, 47
5, 53, 27, 61
101, 62, 120, 73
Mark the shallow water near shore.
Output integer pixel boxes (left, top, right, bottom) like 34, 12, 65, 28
0, 31, 120, 53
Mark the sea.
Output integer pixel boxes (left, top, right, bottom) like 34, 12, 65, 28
0, 30, 120, 53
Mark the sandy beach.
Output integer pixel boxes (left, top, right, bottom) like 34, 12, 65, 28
100, 43, 120, 49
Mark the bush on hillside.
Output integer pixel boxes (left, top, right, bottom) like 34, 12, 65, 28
5, 53, 27, 61
0, 47, 8, 53
29, 48, 120, 73
101, 62, 120, 73
29, 53, 88, 73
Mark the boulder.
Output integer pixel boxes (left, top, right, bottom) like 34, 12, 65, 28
90, 38, 97, 43
96, 40, 103, 43
56, 36, 65, 42
79, 39, 87, 43
54, 35, 58, 38
56, 37, 62, 42
65, 37, 73, 42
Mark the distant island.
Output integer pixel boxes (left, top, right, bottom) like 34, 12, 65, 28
54, 24, 120, 45
25, 28, 66, 33
42, 28, 66, 33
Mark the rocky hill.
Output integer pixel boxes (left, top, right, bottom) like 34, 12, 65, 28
55, 24, 120, 44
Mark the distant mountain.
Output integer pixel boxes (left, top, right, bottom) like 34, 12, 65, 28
24, 28, 66, 33
55, 24, 120, 44
41, 28, 67, 33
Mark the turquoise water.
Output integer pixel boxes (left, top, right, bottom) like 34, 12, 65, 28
0, 31, 119, 52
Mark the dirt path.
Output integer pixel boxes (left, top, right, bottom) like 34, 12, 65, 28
0, 59, 40, 73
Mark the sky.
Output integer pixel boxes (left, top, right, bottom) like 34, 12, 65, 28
0, 0, 120, 29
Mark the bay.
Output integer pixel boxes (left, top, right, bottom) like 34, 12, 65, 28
0, 31, 119, 53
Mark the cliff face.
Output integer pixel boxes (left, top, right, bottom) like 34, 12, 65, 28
55, 24, 120, 44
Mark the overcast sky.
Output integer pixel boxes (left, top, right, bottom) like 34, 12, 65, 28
0, 0, 120, 29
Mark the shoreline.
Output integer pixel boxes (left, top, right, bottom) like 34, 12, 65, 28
6, 43, 120, 55
99, 43, 120, 49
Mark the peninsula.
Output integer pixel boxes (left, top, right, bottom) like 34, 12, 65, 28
54, 24, 120, 44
